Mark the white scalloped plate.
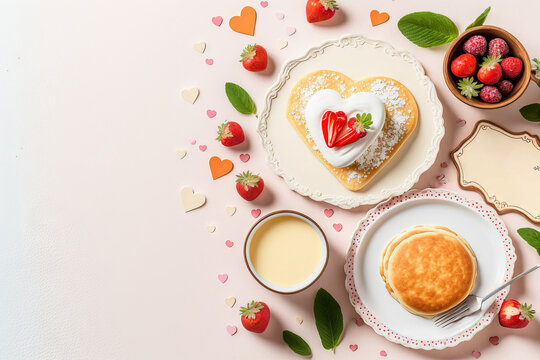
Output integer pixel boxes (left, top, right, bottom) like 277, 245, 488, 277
257, 35, 445, 208
345, 188, 516, 350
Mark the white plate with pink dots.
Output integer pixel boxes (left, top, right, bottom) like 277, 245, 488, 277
344, 188, 516, 350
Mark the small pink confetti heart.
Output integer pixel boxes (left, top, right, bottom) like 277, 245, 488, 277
205, 58, 213, 65
324, 209, 334, 218
218, 274, 228, 283
275, 12, 284, 20
251, 209, 261, 218
207, 109, 217, 118
349, 344, 358, 352
212, 16, 223, 26
225, 240, 234, 248
353, 317, 364, 326
472, 350, 481, 359
333, 223, 343, 232
260, 1, 268, 7
380, 350, 387, 357
440, 162, 448, 168
226, 325, 237, 335
456, 119, 467, 127
199, 145, 207, 152
189, 139, 196, 145
239, 154, 250, 163
286, 26, 296, 36
436, 174, 446, 184
489, 336, 499, 345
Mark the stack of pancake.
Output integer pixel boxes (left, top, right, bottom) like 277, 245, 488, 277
380, 225, 477, 318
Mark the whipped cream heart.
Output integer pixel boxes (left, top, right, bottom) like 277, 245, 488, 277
305, 89, 385, 168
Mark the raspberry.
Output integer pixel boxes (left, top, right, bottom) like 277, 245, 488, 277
480, 86, 502, 103
488, 38, 510, 57
463, 35, 487, 56
501, 57, 523, 79
497, 80, 514, 95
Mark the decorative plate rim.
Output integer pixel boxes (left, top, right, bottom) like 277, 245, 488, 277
344, 188, 516, 350
256, 34, 445, 209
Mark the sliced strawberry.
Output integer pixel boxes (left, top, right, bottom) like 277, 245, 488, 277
321, 110, 346, 148
334, 112, 372, 147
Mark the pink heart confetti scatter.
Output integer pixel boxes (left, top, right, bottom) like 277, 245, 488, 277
205, 58, 214, 65
251, 209, 261, 218
472, 350, 481, 359
199, 145, 207, 152
275, 12, 284, 20
489, 336, 499, 345
349, 344, 358, 352
440, 161, 448, 168
239, 154, 250, 163
218, 274, 228, 283
380, 350, 387, 357
353, 317, 364, 326
226, 325, 237, 335
333, 223, 342, 232
286, 26, 296, 36
207, 109, 217, 118
456, 119, 467, 127
260, 1, 268, 7
212, 16, 223, 26
225, 240, 234, 248
324, 209, 334, 218
189, 139, 196, 145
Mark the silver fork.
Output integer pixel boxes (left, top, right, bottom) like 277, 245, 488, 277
433, 264, 540, 328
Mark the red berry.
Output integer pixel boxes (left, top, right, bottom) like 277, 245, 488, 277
216, 121, 244, 147
497, 80, 514, 95
501, 57, 523, 79
488, 38, 509, 57
240, 301, 271, 333
480, 86, 502, 103
240, 44, 268, 72
451, 54, 477, 78
463, 35, 487, 56
477, 56, 503, 85
235, 171, 264, 201
306, 0, 339, 23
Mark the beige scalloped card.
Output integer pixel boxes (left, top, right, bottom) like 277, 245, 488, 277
452, 121, 540, 224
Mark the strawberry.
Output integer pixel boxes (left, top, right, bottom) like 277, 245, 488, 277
480, 86, 502, 103
451, 54, 477, 78
240, 44, 268, 72
334, 113, 372, 147
499, 299, 535, 329
488, 38, 510, 57
477, 56, 503, 85
216, 121, 244, 147
457, 77, 483, 100
240, 301, 271, 333
463, 35, 487, 56
501, 57, 523, 79
497, 80, 514, 95
321, 110, 346, 148
235, 171, 264, 201
306, 0, 339, 23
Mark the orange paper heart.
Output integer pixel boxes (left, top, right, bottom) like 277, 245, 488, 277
229, 6, 256, 36
370, 10, 389, 27
209, 156, 234, 180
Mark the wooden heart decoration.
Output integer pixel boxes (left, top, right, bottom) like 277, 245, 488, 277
370, 10, 389, 26
180, 187, 206, 212
209, 156, 234, 180
229, 6, 256, 36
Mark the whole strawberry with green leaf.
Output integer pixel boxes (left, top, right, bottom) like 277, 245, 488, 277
477, 55, 503, 85
240, 301, 271, 333
240, 44, 268, 72
235, 171, 264, 201
216, 121, 244, 147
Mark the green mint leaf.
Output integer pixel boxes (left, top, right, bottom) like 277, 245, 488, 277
398, 12, 459, 48
282, 331, 312, 356
225, 82, 256, 115
466, 6, 491, 30
313, 288, 343, 350
517, 228, 540, 256
519, 103, 540, 122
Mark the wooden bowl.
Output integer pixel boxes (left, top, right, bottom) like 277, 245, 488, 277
443, 25, 537, 109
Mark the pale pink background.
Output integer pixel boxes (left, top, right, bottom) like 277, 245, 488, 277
1, 0, 540, 359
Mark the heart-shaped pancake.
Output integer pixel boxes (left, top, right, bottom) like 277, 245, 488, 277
286, 70, 418, 191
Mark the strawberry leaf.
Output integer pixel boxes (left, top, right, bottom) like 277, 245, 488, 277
466, 6, 491, 30
225, 82, 256, 115
314, 288, 343, 351
519, 103, 540, 122
282, 331, 312, 356
398, 12, 458, 48
517, 228, 540, 256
